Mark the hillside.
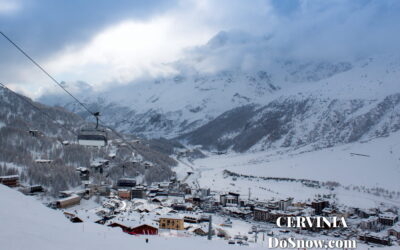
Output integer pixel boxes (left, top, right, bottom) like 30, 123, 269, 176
0, 184, 259, 250
0, 86, 178, 195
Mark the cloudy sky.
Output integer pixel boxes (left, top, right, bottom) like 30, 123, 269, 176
0, 0, 399, 98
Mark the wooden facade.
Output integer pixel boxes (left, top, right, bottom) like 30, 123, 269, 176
0, 175, 19, 187
118, 189, 132, 200
159, 217, 184, 230
56, 195, 81, 208
129, 224, 158, 235
108, 223, 158, 235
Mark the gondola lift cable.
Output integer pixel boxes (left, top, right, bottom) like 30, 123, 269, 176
0, 31, 137, 152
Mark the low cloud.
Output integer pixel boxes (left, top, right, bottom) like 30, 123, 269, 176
1, 0, 399, 98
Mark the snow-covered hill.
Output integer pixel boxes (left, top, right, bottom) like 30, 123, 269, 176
0, 184, 260, 250
0, 86, 178, 194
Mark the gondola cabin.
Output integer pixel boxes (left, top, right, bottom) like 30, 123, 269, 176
78, 129, 107, 147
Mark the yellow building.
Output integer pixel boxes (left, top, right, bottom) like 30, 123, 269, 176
159, 216, 184, 230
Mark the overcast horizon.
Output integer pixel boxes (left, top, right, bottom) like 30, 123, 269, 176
1, 0, 400, 99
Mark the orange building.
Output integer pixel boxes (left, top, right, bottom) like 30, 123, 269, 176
159, 216, 184, 230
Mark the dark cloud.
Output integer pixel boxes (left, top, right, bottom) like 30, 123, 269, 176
1, 0, 400, 97
0, 0, 177, 57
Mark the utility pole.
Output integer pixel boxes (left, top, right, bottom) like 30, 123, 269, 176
208, 215, 212, 240
248, 187, 251, 201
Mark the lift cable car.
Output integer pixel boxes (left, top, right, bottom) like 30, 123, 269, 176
78, 112, 108, 147
1, 31, 138, 152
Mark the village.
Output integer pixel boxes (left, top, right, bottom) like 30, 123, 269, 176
1, 159, 400, 249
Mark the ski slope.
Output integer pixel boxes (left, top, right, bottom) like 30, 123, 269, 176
0, 185, 260, 250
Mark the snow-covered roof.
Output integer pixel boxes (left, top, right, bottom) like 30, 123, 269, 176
379, 212, 398, 220
56, 194, 80, 203
0, 175, 19, 180
160, 215, 184, 220
390, 223, 400, 232
108, 219, 158, 229
35, 159, 53, 163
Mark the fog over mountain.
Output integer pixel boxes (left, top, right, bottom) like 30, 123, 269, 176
2, 0, 399, 153
39, 29, 400, 153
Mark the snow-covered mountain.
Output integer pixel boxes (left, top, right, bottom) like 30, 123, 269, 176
0, 87, 179, 194
42, 31, 400, 153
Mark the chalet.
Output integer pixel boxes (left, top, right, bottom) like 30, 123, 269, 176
59, 190, 75, 198
0, 175, 19, 187
117, 178, 136, 188
359, 233, 391, 245
90, 159, 109, 174
379, 212, 399, 226
192, 227, 208, 236
179, 183, 192, 194
23, 185, 44, 194
172, 203, 189, 211
159, 216, 184, 230
108, 222, 130, 232
151, 197, 162, 204
55, 195, 81, 208
322, 207, 336, 216
28, 129, 44, 137
223, 206, 252, 219
143, 161, 153, 169
76, 167, 89, 180
359, 216, 380, 231
35, 159, 53, 165
75, 188, 92, 199
157, 182, 171, 190
254, 207, 270, 222
220, 192, 240, 207
356, 208, 377, 218
184, 215, 201, 223
95, 185, 111, 196
129, 224, 158, 235
192, 197, 202, 207
388, 224, 400, 239
199, 215, 211, 222
63, 212, 83, 223
131, 186, 146, 199
108, 222, 158, 235
311, 199, 329, 215
187, 225, 209, 236
118, 189, 132, 200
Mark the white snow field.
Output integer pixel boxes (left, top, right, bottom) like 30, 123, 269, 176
0, 185, 261, 250
173, 131, 400, 210
1, 184, 398, 250
192, 131, 400, 189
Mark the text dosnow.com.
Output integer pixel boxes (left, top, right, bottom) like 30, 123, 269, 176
268, 237, 357, 249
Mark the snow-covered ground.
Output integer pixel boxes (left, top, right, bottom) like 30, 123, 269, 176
173, 131, 400, 210
2, 184, 398, 249
192, 131, 400, 189
0, 184, 264, 250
